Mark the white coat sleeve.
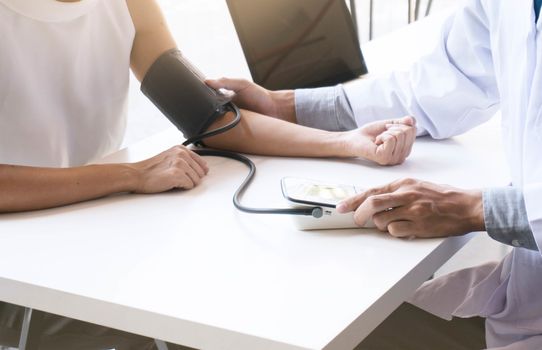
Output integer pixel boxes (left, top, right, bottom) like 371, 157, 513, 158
343, 0, 500, 138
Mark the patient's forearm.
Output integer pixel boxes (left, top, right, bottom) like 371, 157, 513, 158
203, 109, 351, 157
0, 145, 209, 213
0, 164, 135, 213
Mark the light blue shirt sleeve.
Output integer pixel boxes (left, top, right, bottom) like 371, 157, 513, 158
483, 187, 537, 251
294, 85, 357, 131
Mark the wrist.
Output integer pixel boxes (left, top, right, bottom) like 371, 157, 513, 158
111, 163, 141, 193
333, 130, 366, 158
464, 189, 485, 232
271, 90, 297, 123
323, 131, 354, 158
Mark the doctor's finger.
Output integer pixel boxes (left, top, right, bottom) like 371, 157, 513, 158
336, 186, 391, 213
387, 221, 417, 238
337, 179, 409, 213
372, 205, 413, 232
205, 78, 251, 93
353, 193, 413, 227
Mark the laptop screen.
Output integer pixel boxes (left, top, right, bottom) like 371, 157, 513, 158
227, 0, 368, 90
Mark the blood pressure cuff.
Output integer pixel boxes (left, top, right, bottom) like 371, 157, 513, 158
141, 49, 231, 140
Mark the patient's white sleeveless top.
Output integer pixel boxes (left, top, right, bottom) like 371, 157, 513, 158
0, 0, 135, 167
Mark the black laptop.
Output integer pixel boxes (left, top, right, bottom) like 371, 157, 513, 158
226, 0, 368, 90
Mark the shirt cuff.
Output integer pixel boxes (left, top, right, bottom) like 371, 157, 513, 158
294, 85, 357, 131
483, 187, 537, 251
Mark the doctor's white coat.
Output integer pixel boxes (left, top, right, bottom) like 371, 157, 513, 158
343, 0, 542, 348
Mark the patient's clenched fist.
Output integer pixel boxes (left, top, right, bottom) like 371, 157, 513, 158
129, 146, 209, 193
343, 116, 417, 165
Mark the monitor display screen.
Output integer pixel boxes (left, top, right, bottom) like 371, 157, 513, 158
227, 0, 368, 90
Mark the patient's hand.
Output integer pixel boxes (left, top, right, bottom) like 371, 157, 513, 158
131, 146, 209, 193
343, 116, 417, 165
206, 78, 296, 123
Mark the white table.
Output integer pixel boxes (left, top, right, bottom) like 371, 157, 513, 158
0, 9, 510, 350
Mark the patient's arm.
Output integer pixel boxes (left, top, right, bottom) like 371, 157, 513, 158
0, 164, 134, 213
204, 109, 416, 165
0, 146, 208, 213
204, 109, 347, 158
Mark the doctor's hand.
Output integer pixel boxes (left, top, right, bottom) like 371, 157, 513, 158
205, 78, 296, 123
342, 116, 417, 165
129, 146, 209, 193
336, 178, 485, 238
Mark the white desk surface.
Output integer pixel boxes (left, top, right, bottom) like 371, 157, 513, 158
0, 9, 510, 350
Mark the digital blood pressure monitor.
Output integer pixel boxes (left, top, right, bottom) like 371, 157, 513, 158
281, 177, 375, 230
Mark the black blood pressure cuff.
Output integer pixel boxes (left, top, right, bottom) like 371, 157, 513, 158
141, 49, 231, 140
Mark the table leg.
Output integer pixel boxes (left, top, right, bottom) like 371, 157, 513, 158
18, 308, 44, 350
155, 339, 170, 350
